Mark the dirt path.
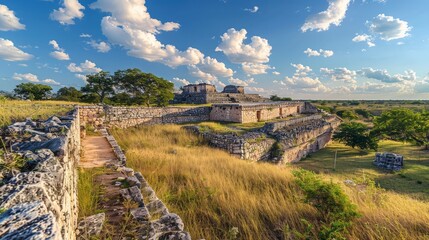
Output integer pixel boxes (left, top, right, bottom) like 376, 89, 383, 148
79, 135, 136, 239
80, 136, 117, 168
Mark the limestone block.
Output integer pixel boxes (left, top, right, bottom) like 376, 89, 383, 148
76, 213, 105, 239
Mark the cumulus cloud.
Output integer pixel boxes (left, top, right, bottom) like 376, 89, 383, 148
275, 64, 330, 93
188, 66, 217, 82
67, 60, 102, 73
13, 73, 60, 85
173, 77, 190, 86
88, 40, 111, 53
359, 68, 416, 83
0, 38, 33, 61
304, 48, 334, 57
369, 14, 411, 41
49, 40, 70, 60
90, 0, 207, 68
246, 87, 266, 93
272, 71, 280, 75
198, 57, 234, 78
320, 67, 357, 84
352, 34, 375, 47
244, 6, 259, 13
228, 77, 256, 87
75, 74, 87, 82
50, 0, 85, 25
0, 4, 25, 31
301, 0, 351, 32
215, 28, 272, 75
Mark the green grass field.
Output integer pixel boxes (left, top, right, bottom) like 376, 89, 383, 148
296, 140, 429, 201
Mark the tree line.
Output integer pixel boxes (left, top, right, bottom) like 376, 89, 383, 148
7, 68, 174, 107
334, 108, 429, 150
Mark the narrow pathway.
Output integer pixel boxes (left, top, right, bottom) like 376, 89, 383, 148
79, 134, 137, 239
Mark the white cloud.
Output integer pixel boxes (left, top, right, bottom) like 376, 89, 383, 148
42, 79, 60, 85
88, 40, 111, 53
244, 6, 259, 13
13, 73, 60, 85
0, 4, 25, 31
276, 64, 330, 93
188, 66, 218, 82
304, 48, 334, 57
228, 77, 250, 86
0, 38, 33, 61
50, 0, 85, 25
369, 14, 411, 41
359, 68, 416, 83
198, 57, 233, 78
67, 60, 102, 73
216, 28, 271, 64
50, 51, 70, 60
173, 77, 190, 86
80, 33, 91, 38
75, 74, 87, 82
352, 34, 375, 47
91, 0, 206, 68
242, 63, 272, 75
272, 71, 280, 75
321, 67, 357, 84
246, 87, 266, 93
215, 28, 272, 75
301, 0, 351, 32
49, 40, 70, 60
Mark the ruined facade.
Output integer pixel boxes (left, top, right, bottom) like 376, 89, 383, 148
173, 84, 268, 104
210, 101, 320, 123
374, 152, 404, 170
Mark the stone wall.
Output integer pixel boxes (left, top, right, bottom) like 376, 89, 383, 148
0, 110, 81, 239
79, 105, 211, 128
173, 92, 268, 104
185, 115, 341, 164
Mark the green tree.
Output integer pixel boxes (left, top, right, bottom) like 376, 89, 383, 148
56, 87, 82, 102
81, 71, 114, 103
114, 68, 174, 106
13, 83, 52, 100
270, 95, 292, 101
336, 110, 358, 120
373, 108, 429, 149
334, 122, 378, 150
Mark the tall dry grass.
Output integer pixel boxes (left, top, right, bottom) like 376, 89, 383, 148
112, 125, 429, 240
0, 100, 79, 127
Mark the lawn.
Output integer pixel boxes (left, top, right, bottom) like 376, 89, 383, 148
295, 140, 429, 200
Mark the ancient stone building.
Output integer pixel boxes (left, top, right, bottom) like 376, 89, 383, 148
374, 152, 404, 170
173, 84, 268, 104
210, 101, 319, 123
222, 85, 244, 94
182, 83, 217, 93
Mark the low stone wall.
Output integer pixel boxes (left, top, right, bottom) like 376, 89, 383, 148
99, 128, 191, 239
261, 115, 323, 133
79, 105, 211, 128
185, 115, 341, 164
0, 111, 80, 239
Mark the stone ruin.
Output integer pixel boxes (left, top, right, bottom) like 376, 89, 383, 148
0, 109, 191, 239
374, 152, 404, 171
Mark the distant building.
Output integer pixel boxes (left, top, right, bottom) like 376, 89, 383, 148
182, 83, 217, 94
222, 85, 244, 94
173, 84, 268, 104
210, 102, 319, 123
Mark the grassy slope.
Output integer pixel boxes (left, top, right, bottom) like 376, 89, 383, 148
0, 100, 80, 127
112, 125, 429, 240
296, 140, 429, 201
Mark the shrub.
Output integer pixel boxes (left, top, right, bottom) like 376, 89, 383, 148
293, 169, 359, 239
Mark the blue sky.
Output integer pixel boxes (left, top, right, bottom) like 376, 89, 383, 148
1, 0, 429, 99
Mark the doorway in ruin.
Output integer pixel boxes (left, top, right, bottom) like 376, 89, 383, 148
297, 106, 300, 113
256, 110, 262, 122
279, 108, 283, 116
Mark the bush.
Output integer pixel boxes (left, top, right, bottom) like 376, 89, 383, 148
355, 109, 372, 118
293, 169, 359, 239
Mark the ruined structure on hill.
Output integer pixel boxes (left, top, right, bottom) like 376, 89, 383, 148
173, 83, 268, 104
374, 152, 404, 170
